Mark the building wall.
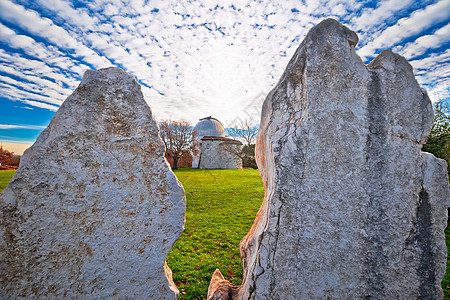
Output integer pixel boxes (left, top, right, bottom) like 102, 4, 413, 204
191, 138, 201, 168
192, 155, 200, 168
199, 140, 242, 169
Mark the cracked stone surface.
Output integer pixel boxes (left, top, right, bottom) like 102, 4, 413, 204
0, 67, 185, 299
207, 18, 449, 299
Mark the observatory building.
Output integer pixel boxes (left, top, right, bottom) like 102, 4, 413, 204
192, 116, 242, 169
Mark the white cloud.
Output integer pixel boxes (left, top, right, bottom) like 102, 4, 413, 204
0, 81, 62, 109
0, 49, 78, 86
0, 0, 111, 68
35, 0, 98, 31
22, 100, 59, 111
399, 23, 450, 59
358, 0, 450, 60
426, 82, 450, 103
351, 0, 415, 32
0, 124, 46, 129
0, 0, 448, 125
410, 49, 450, 71
0, 64, 72, 97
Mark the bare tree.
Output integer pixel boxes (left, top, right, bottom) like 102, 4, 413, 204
227, 118, 259, 147
225, 118, 259, 168
159, 119, 192, 169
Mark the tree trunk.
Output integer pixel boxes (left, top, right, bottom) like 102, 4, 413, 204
172, 155, 179, 169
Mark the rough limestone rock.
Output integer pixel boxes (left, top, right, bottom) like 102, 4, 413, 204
208, 18, 449, 299
207, 269, 239, 300
0, 67, 185, 299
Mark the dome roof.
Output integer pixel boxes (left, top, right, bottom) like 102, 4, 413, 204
193, 116, 225, 137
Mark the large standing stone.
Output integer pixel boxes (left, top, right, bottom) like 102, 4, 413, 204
0, 67, 185, 299
208, 18, 449, 299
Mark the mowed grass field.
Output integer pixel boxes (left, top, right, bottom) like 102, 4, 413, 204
0, 169, 449, 299
0, 170, 16, 191
167, 169, 264, 299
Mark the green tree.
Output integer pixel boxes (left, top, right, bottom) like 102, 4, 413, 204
423, 100, 450, 177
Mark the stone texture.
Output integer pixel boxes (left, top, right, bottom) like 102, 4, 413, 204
0, 67, 185, 299
207, 18, 449, 299
207, 269, 239, 300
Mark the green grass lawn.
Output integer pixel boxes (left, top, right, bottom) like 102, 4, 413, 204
167, 169, 264, 299
0, 169, 16, 191
0, 169, 449, 299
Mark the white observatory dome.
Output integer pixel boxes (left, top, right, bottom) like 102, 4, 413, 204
193, 116, 225, 137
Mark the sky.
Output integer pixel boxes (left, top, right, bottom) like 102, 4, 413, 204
0, 0, 449, 154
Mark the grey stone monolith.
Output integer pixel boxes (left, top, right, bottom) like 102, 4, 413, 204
0, 67, 185, 299
208, 18, 449, 299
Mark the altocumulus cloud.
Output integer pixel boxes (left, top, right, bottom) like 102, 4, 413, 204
0, 0, 448, 140
0, 124, 46, 130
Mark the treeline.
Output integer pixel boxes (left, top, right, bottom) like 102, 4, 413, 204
0, 146, 20, 169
